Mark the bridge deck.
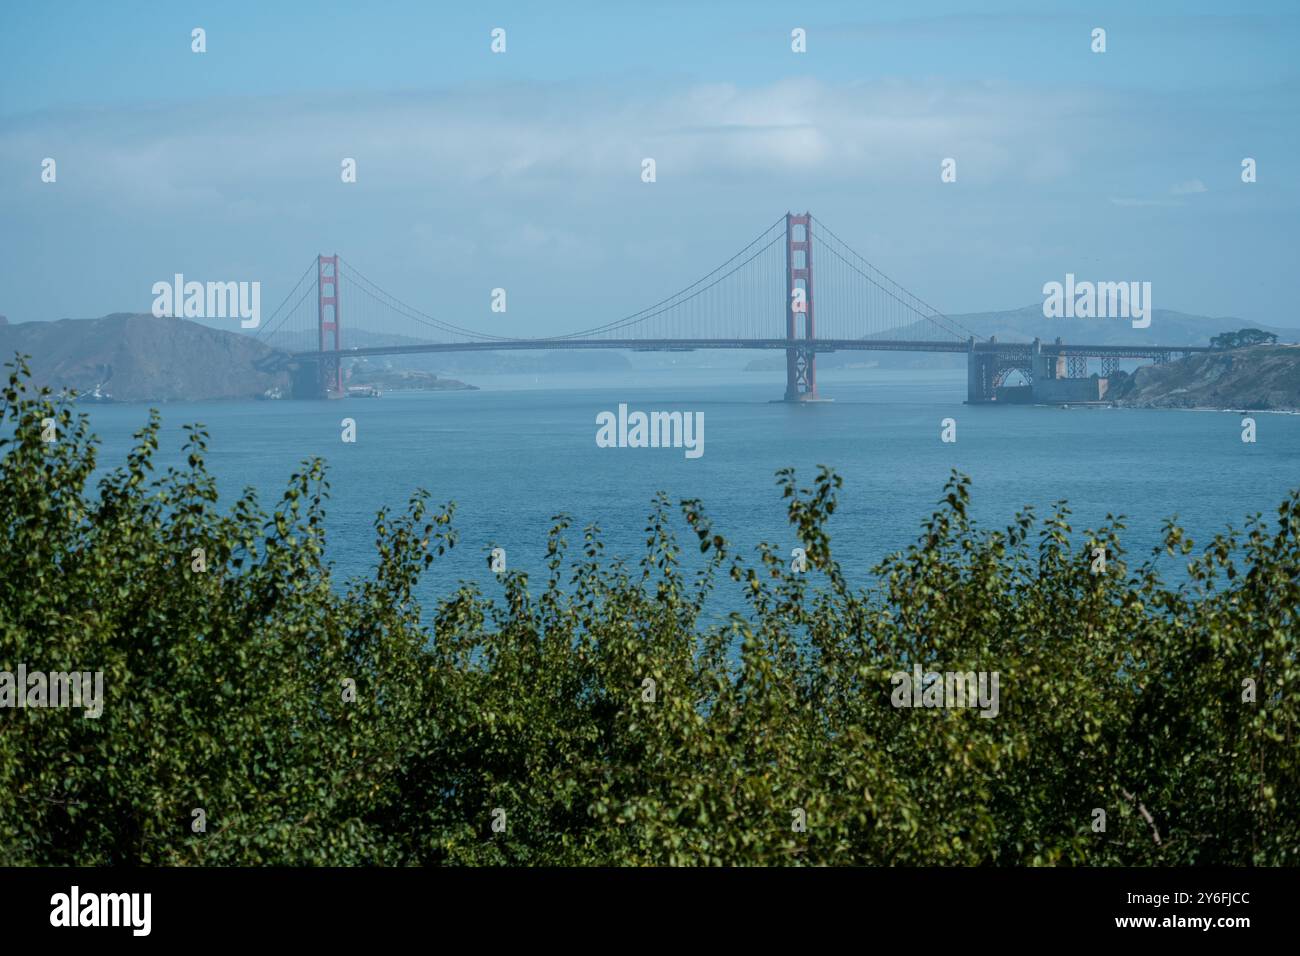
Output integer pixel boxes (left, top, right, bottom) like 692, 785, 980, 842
295, 338, 1212, 361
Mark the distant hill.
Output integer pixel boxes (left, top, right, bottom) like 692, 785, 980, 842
1109, 344, 1300, 411
259, 328, 631, 374
0, 313, 291, 402
933, 304, 1299, 349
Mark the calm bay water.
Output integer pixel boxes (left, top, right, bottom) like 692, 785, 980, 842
78, 366, 1300, 612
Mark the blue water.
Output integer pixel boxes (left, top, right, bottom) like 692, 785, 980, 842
74, 366, 1300, 612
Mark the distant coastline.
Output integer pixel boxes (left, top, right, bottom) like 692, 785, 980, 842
1107, 344, 1300, 413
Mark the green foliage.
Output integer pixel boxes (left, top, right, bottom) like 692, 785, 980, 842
1, 357, 1296, 865
1210, 328, 1279, 350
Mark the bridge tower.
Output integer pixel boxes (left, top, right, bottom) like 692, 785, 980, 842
783, 212, 819, 401
317, 254, 343, 398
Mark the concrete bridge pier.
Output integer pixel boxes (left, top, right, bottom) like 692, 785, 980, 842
966, 336, 997, 403
1030, 337, 1067, 384
286, 358, 346, 399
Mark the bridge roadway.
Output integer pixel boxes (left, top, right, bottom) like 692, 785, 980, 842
295, 338, 1213, 361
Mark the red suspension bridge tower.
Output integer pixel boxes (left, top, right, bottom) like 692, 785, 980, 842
317, 253, 343, 398
784, 212, 818, 401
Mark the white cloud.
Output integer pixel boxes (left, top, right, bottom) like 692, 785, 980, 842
4, 75, 1259, 325
0, 77, 1117, 212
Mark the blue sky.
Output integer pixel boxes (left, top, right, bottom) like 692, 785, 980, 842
2, 0, 1297, 332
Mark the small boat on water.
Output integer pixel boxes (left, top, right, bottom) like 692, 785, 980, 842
76, 383, 114, 404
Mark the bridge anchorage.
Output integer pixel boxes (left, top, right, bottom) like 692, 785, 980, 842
964, 336, 1199, 405
265, 214, 1209, 402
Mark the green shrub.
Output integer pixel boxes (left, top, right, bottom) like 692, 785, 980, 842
1, 357, 1295, 865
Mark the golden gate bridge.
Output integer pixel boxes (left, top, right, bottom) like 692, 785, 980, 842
255, 213, 1208, 403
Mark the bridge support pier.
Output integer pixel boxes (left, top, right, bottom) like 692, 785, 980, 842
966, 337, 997, 403
1030, 337, 1067, 386
785, 346, 819, 402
